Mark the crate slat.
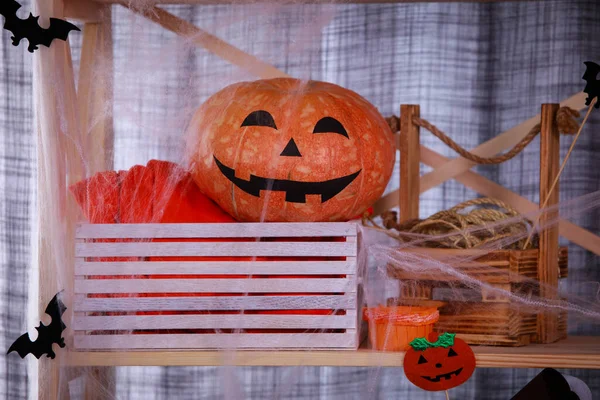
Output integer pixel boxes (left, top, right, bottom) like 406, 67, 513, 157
76, 222, 357, 239
76, 241, 357, 258
74, 294, 356, 312
74, 333, 357, 349
74, 278, 356, 294
75, 260, 356, 276
73, 311, 358, 331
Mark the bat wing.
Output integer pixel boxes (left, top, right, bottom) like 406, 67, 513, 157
37, 18, 80, 46
7, 292, 66, 359
0, 0, 21, 17
2, 2, 79, 52
7, 332, 44, 359
582, 61, 600, 80
45, 292, 67, 334
582, 61, 600, 108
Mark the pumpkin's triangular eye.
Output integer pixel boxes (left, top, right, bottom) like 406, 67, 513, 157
448, 348, 458, 357
241, 110, 277, 129
313, 117, 348, 138
418, 355, 428, 364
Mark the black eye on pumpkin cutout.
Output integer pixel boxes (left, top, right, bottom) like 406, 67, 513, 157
241, 110, 277, 129
418, 355, 428, 364
448, 348, 458, 357
313, 117, 349, 138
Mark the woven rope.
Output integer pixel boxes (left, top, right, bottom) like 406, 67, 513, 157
362, 198, 538, 250
386, 107, 580, 165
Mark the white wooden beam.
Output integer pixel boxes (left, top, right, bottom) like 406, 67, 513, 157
64, 0, 104, 22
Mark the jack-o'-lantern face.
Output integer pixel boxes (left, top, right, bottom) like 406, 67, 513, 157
185, 78, 395, 222
403, 332, 476, 392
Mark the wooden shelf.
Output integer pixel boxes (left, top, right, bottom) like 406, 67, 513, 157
66, 336, 600, 369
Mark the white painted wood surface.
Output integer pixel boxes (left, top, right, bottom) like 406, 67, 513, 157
73, 311, 357, 330
74, 294, 357, 312
73, 222, 359, 350
74, 278, 356, 294
75, 260, 356, 275
76, 222, 357, 239
76, 241, 357, 257
74, 333, 358, 350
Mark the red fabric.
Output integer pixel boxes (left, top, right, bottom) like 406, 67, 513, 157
70, 160, 235, 225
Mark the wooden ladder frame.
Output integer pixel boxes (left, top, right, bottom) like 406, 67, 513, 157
398, 103, 563, 344
32, 1, 600, 399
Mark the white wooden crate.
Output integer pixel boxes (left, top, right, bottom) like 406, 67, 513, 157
73, 222, 359, 350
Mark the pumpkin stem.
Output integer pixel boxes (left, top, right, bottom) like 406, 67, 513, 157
408, 332, 456, 351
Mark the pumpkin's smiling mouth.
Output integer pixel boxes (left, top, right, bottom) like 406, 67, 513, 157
421, 367, 463, 383
213, 156, 361, 203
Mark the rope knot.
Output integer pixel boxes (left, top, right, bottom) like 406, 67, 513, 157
556, 107, 580, 135
386, 115, 400, 133
381, 211, 398, 229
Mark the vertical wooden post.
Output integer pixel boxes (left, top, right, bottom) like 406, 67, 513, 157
399, 105, 421, 222
34, 0, 84, 398
78, 9, 115, 173
35, 1, 114, 399
537, 103, 561, 343
77, 5, 116, 400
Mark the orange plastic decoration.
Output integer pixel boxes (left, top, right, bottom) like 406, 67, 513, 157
363, 306, 439, 351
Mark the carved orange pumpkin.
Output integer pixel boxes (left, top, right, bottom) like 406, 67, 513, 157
403, 332, 476, 392
185, 78, 395, 222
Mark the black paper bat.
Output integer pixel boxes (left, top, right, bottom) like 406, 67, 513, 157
7, 292, 66, 359
510, 368, 580, 400
582, 61, 600, 109
0, 0, 80, 53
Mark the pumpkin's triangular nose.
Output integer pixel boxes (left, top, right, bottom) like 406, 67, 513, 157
280, 138, 302, 157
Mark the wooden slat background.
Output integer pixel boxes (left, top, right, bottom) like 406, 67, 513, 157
76, 222, 356, 239
75, 241, 357, 257
74, 294, 357, 312
74, 278, 356, 294
73, 311, 357, 330
75, 260, 357, 275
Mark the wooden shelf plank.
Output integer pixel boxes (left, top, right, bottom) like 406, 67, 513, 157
66, 336, 600, 369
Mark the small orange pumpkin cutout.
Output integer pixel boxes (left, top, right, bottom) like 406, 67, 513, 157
403, 332, 476, 392
185, 78, 396, 222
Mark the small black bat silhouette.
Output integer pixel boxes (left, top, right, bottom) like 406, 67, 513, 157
7, 291, 67, 359
582, 61, 600, 109
0, 0, 80, 53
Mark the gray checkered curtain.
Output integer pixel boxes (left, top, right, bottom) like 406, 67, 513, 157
0, 0, 34, 398
1, 0, 599, 399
